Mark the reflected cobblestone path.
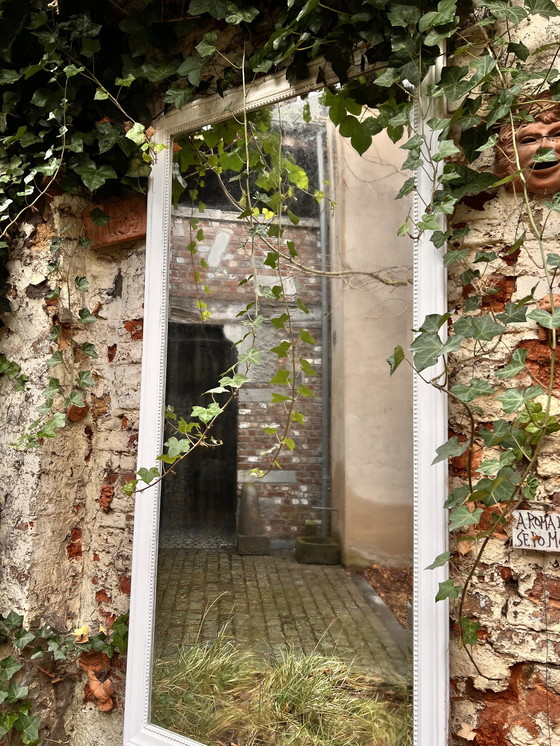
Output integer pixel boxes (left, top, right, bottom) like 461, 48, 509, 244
155, 550, 410, 684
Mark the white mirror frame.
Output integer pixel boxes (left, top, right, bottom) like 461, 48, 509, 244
123, 67, 449, 746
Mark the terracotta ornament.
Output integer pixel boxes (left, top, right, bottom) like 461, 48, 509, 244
495, 94, 560, 195
78, 651, 115, 713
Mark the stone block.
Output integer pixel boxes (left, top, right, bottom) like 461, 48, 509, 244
295, 536, 340, 565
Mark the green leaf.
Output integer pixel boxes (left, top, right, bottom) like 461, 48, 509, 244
191, 402, 222, 423
115, 74, 135, 87
88, 207, 110, 226
449, 505, 483, 531
432, 139, 461, 162
189, 0, 227, 18
450, 378, 495, 402
299, 329, 315, 345
78, 308, 96, 324
125, 122, 146, 146
0, 713, 18, 739
47, 351, 63, 368
13, 629, 35, 650
496, 349, 528, 379
271, 341, 291, 358
195, 31, 218, 57
7, 682, 28, 702
528, 307, 560, 329
444, 484, 470, 509
75, 276, 91, 291
387, 345, 405, 374
270, 369, 291, 385
435, 579, 462, 602
46, 286, 61, 301
81, 343, 98, 358
137, 467, 160, 485
163, 437, 191, 459
425, 551, 452, 570
14, 713, 40, 745
546, 253, 560, 268
225, 6, 259, 23
74, 163, 117, 191
164, 87, 193, 109
76, 371, 95, 388
497, 386, 543, 414
271, 392, 291, 403
524, 0, 560, 18
66, 390, 85, 407
432, 436, 469, 464
297, 384, 315, 398
177, 57, 204, 86
460, 617, 482, 645
0, 656, 22, 680
94, 87, 109, 101
299, 358, 317, 376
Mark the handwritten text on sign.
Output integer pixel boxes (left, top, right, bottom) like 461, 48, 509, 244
512, 510, 560, 552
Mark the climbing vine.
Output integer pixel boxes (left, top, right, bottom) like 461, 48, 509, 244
3, 0, 560, 738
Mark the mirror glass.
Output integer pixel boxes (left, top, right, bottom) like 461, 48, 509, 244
149, 92, 413, 746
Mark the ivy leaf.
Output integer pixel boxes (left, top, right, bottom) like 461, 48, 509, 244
13, 629, 35, 650
270, 369, 291, 385
496, 349, 528, 379
271, 341, 291, 358
164, 87, 193, 109
75, 276, 90, 291
225, 5, 259, 23
137, 467, 160, 485
528, 307, 560, 328
81, 343, 98, 358
189, 0, 227, 18
88, 208, 110, 226
432, 139, 461, 162
0, 656, 22, 680
66, 390, 85, 407
449, 505, 483, 530
497, 386, 543, 413
177, 57, 203, 86
299, 329, 315, 345
460, 617, 482, 645
435, 579, 462, 602
432, 436, 468, 465
299, 358, 317, 376
450, 378, 495, 402
74, 163, 117, 191
76, 371, 95, 388
546, 253, 560, 268
425, 551, 452, 570
125, 122, 146, 146
195, 32, 218, 57
444, 484, 471, 509
0, 713, 18, 739
387, 345, 405, 374
496, 302, 528, 324
163, 437, 191, 459
524, 0, 560, 18
7, 682, 28, 702
14, 713, 41, 745
115, 74, 135, 87
191, 402, 222, 423
78, 308, 96, 324
47, 351, 63, 368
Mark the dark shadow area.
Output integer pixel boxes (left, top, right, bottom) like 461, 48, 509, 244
160, 323, 238, 548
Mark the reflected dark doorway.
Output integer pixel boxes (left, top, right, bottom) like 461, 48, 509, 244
160, 323, 238, 549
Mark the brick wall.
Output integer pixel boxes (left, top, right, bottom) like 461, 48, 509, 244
168, 207, 326, 541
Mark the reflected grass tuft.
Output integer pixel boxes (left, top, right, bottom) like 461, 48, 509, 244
152, 629, 411, 746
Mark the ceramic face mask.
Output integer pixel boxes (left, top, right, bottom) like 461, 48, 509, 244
495, 98, 560, 195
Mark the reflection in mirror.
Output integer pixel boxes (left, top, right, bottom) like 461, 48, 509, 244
150, 93, 413, 746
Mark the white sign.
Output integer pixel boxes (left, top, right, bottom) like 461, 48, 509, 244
512, 510, 560, 552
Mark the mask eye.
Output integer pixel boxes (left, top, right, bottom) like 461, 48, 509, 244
520, 136, 537, 144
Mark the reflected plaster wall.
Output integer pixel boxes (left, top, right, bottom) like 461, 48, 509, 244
329, 127, 413, 566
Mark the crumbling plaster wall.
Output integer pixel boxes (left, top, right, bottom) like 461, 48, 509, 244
0, 194, 144, 743
447, 197, 560, 745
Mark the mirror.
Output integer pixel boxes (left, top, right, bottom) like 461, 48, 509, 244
124, 69, 449, 746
